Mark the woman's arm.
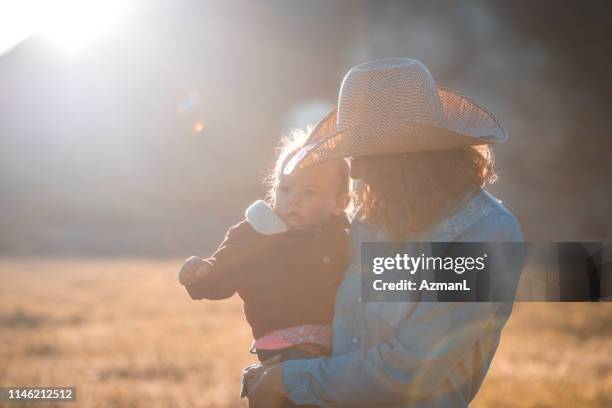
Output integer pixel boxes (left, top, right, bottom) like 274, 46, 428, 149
281, 301, 508, 406
281, 212, 524, 406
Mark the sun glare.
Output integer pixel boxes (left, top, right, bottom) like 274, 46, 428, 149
0, 0, 130, 56
41, 0, 129, 53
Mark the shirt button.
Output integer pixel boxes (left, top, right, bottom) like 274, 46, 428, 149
322, 255, 331, 263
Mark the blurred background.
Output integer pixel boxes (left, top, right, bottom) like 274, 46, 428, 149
1, 0, 610, 257
0, 1, 611, 407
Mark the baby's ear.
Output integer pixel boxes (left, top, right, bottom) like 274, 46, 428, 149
332, 193, 351, 215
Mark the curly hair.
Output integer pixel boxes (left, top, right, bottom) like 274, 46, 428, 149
353, 145, 497, 241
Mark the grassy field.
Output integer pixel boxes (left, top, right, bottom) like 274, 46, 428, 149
0, 258, 610, 407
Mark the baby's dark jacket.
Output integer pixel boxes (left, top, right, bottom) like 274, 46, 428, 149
184, 200, 350, 339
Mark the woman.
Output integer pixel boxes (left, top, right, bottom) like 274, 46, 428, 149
246, 58, 524, 407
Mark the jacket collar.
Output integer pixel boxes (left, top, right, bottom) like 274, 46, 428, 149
245, 200, 289, 235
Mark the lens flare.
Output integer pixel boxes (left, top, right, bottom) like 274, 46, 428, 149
193, 122, 205, 133
177, 91, 200, 115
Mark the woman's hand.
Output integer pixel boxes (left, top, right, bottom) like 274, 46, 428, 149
246, 361, 286, 408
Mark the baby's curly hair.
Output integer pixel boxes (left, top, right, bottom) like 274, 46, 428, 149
264, 127, 350, 205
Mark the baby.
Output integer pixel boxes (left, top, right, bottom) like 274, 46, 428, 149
178, 132, 350, 405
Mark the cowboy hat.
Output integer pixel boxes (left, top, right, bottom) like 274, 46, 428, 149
284, 58, 507, 175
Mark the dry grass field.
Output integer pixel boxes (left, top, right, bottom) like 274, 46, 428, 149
1, 258, 611, 407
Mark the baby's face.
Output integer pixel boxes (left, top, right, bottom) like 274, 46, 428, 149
274, 161, 347, 229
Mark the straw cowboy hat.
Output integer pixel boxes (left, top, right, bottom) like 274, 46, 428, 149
284, 58, 507, 175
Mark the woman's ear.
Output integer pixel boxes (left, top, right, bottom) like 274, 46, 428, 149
332, 192, 351, 215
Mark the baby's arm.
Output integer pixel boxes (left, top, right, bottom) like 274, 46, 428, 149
178, 223, 248, 300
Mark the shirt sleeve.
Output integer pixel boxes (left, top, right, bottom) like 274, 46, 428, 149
184, 222, 250, 300
284, 302, 512, 406
282, 211, 524, 406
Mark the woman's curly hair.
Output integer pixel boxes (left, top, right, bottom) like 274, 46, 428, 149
353, 144, 497, 241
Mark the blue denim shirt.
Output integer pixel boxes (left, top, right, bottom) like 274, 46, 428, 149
282, 189, 524, 407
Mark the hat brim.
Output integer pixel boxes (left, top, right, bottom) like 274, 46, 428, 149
284, 87, 507, 175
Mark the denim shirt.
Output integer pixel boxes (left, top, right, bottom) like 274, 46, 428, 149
282, 189, 524, 407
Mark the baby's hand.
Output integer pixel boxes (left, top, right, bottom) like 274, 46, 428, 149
178, 256, 210, 286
